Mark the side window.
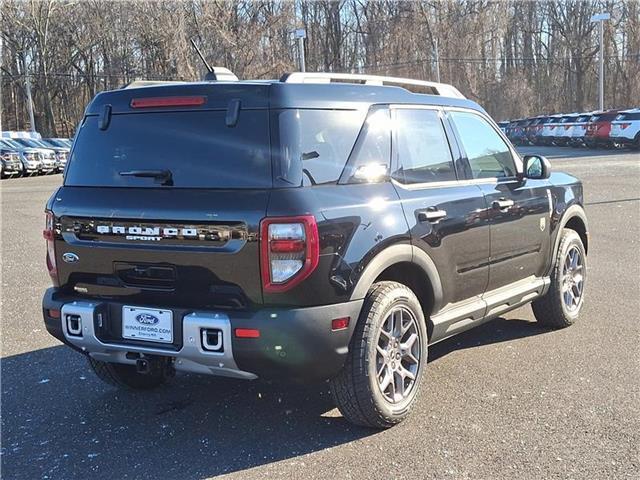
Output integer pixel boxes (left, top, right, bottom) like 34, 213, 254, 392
394, 109, 456, 184
449, 111, 516, 179
276, 109, 366, 186
344, 107, 391, 183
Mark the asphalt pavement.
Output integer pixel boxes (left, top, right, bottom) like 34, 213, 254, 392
1, 146, 639, 479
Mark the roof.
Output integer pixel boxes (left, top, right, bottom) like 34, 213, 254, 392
84, 73, 484, 116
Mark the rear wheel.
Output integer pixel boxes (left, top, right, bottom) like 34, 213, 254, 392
88, 357, 171, 390
532, 229, 586, 328
330, 281, 427, 428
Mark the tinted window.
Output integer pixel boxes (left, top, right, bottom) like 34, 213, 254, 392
344, 107, 391, 183
394, 109, 456, 184
617, 112, 640, 121
65, 110, 271, 188
450, 111, 516, 179
277, 109, 365, 185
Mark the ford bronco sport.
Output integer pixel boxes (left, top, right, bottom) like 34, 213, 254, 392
42, 72, 589, 428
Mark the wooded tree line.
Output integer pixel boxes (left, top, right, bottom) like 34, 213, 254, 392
1, 0, 639, 137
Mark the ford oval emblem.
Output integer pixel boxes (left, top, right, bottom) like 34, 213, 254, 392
62, 252, 79, 263
135, 313, 159, 325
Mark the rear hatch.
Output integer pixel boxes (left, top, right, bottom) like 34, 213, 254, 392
49, 83, 272, 310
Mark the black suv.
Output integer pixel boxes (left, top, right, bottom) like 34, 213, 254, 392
42, 72, 589, 428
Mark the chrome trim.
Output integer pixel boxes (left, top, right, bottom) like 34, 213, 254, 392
60, 302, 257, 380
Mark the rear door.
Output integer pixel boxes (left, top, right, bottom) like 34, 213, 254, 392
55, 93, 272, 310
391, 106, 490, 313
447, 109, 553, 293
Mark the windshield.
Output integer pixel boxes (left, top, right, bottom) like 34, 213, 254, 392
46, 139, 70, 148
13, 138, 44, 149
65, 109, 272, 189
1, 139, 24, 149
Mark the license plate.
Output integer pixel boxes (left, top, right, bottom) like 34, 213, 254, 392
122, 306, 173, 343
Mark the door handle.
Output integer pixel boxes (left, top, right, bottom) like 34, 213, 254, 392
418, 208, 447, 223
492, 198, 514, 211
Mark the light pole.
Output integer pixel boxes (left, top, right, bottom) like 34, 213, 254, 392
590, 13, 610, 112
294, 28, 306, 72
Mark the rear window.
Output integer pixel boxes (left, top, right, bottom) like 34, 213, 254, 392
65, 110, 271, 188
616, 112, 640, 121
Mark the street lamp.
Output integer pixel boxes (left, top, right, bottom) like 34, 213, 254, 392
590, 12, 610, 111
294, 28, 306, 72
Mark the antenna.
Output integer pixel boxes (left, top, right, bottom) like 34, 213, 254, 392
190, 38, 213, 74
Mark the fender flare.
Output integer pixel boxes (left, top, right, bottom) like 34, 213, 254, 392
550, 204, 589, 270
349, 243, 444, 313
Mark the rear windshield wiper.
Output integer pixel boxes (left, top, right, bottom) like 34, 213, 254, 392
119, 169, 173, 186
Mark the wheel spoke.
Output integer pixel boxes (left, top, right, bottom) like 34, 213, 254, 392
401, 333, 418, 352
379, 368, 392, 392
399, 365, 416, 381
394, 371, 404, 399
570, 250, 579, 270
405, 351, 419, 365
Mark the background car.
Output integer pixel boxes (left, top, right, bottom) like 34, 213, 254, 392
508, 119, 531, 145
584, 110, 621, 148
554, 113, 580, 146
11, 138, 58, 173
609, 108, 640, 150
0, 142, 23, 178
40, 138, 71, 171
566, 112, 594, 147
0, 138, 43, 176
525, 116, 548, 145
539, 115, 564, 145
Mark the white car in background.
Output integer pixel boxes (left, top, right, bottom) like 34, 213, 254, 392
609, 108, 640, 149
539, 114, 564, 145
567, 112, 596, 147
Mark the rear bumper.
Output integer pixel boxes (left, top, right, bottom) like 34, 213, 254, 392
609, 135, 635, 144
42, 288, 363, 381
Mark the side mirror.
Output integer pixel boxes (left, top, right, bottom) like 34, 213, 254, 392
521, 155, 551, 180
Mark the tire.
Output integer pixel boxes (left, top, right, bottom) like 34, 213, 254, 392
329, 281, 427, 428
88, 356, 170, 390
532, 228, 587, 329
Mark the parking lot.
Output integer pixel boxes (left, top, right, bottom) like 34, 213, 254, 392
1, 146, 638, 479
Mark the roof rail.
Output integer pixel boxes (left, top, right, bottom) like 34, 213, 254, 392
121, 80, 187, 89
280, 72, 466, 99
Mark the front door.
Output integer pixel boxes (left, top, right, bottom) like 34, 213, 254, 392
447, 109, 552, 293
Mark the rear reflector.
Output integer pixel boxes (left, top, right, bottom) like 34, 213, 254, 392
235, 328, 260, 338
331, 317, 350, 331
47, 308, 61, 319
270, 239, 306, 253
130, 96, 206, 109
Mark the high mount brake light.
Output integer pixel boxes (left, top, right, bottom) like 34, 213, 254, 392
43, 211, 59, 286
130, 96, 207, 109
260, 216, 319, 293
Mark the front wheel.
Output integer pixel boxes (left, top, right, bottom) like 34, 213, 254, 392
329, 281, 427, 428
532, 228, 587, 328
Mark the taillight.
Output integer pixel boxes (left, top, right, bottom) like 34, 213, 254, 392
621, 123, 631, 129
260, 215, 319, 293
43, 211, 59, 286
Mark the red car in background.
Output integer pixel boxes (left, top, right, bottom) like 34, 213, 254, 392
584, 110, 622, 148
